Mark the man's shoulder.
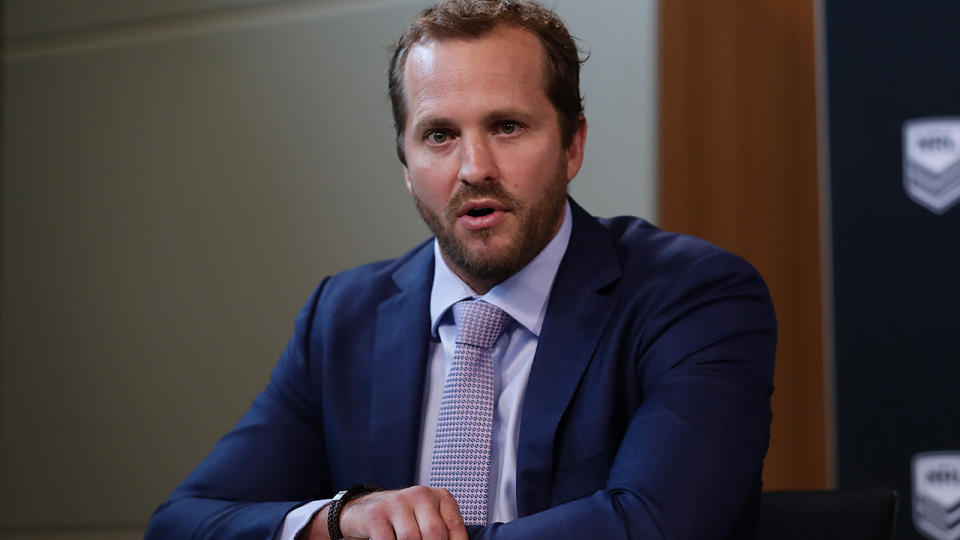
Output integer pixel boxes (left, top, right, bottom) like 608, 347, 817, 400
590, 213, 750, 276
573, 210, 771, 318
316, 237, 433, 304
578, 210, 776, 350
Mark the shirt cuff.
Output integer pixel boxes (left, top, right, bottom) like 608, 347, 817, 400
275, 499, 332, 540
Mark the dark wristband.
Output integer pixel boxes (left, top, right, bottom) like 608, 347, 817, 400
327, 484, 380, 540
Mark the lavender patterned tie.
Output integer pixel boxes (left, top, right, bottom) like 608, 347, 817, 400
430, 299, 508, 525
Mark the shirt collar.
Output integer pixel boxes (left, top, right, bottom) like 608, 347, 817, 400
429, 200, 572, 337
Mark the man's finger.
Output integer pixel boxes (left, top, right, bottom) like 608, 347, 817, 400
391, 505, 423, 540
434, 489, 468, 540
411, 495, 448, 540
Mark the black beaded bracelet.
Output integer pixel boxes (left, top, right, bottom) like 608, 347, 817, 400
327, 484, 380, 540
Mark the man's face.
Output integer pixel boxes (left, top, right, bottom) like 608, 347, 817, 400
401, 25, 586, 293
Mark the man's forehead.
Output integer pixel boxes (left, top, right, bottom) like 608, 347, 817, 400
404, 25, 546, 79
403, 29, 546, 108
403, 49, 550, 131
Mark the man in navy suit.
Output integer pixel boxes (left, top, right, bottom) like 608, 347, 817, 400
147, 1, 776, 538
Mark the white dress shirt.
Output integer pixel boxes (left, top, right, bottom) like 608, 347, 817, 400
277, 202, 571, 538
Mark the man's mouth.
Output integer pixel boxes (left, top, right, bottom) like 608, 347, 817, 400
456, 199, 510, 230
457, 199, 509, 217
466, 207, 495, 217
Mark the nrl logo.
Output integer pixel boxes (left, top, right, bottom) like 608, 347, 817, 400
903, 117, 960, 215
913, 452, 960, 540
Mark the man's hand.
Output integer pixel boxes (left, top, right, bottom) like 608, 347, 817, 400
305, 486, 468, 540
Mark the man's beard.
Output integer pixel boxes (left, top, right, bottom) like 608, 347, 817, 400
413, 168, 568, 289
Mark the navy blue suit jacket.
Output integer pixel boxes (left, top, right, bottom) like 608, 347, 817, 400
147, 200, 777, 539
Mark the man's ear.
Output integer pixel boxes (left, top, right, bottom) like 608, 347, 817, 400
565, 115, 587, 181
403, 166, 414, 195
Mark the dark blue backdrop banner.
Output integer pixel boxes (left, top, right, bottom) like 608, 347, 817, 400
824, 1, 960, 538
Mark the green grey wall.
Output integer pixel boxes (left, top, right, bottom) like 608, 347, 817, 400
0, 0, 657, 537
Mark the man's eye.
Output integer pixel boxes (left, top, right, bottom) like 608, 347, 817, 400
427, 131, 448, 144
500, 122, 518, 134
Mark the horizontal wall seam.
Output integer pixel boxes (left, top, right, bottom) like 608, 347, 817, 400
3, 0, 420, 62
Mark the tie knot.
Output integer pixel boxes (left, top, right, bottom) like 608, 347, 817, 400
452, 300, 508, 348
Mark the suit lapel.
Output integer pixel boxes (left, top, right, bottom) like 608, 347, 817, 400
515, 201, 621, 516
369, 242, 434, 488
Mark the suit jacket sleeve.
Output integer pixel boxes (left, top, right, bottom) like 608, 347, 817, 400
472, 248, 777, 540
146, 280, 333, 540
146, 214, 774, 540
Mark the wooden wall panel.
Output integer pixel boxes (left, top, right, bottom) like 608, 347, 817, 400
658, 0, 827, 489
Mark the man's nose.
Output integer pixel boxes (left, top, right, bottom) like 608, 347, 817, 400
458, 135, 500, 185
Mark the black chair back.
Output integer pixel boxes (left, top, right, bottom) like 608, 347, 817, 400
758, 488, 898, 540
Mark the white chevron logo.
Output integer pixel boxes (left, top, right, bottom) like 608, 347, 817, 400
914, 452, 960, 540
903, 118, 960, 215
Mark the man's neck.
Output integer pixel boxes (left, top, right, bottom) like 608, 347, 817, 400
441, 210, 569, 295
440, 253, 500, 295
429, 200, 573, 338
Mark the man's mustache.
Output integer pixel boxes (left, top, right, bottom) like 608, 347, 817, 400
443, 183, 523, 221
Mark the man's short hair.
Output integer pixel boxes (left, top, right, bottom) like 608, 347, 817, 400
388, 0, 587, 164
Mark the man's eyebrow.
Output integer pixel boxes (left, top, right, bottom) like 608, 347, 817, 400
483, 108, 536, 123
411, 109, 538, 133
412, 116, 454, 132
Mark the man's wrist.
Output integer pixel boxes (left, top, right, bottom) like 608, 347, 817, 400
296, 502, 332, 540
275, 500, 332, 540
327, 484, 381, 540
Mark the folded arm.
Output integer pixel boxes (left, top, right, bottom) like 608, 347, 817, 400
146, 282, 332, 539
471, 251, 777, 539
